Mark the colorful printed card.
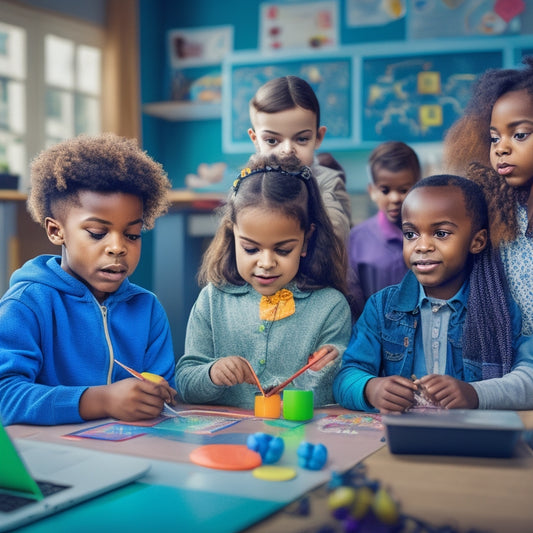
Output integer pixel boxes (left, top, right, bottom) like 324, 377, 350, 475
151, 413, 243, 435
64, 422, 148, 442
316, 413, 384, 434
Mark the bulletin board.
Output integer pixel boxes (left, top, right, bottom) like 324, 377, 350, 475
222, 51, 354, 153
361, 50, 503, 144
222, 35, 533, 153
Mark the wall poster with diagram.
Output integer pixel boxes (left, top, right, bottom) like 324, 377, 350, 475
361, 50, 503, 144
222, 37, 531, 152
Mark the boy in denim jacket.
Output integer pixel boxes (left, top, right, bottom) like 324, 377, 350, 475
334, 175, 533, 413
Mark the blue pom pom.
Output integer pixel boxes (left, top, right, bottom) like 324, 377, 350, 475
297, 441, 328, 470
246, 432, 284, 464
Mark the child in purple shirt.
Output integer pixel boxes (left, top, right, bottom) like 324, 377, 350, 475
348, 141, 421, 309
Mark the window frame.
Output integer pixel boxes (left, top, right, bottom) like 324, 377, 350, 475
0, 1, 104, 189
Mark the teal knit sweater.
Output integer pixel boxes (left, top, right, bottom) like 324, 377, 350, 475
176, 282, 352, 409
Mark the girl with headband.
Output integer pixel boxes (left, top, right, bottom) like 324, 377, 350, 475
175, 153, 352, 408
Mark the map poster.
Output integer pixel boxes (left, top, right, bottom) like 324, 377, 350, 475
361, 51, 503, 143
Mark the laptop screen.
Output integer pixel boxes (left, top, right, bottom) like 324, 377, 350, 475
0, 424, 43, 500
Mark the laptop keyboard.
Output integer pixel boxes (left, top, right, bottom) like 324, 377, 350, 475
0, 480, 70, 513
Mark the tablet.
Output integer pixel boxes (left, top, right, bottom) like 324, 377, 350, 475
382, 409, 524, 457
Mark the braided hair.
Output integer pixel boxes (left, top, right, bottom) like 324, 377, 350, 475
411, 175, 513, 377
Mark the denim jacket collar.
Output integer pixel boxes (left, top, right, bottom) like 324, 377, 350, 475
392, 270, 469, 314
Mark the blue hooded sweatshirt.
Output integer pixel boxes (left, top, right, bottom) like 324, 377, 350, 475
0, 255, 175, 425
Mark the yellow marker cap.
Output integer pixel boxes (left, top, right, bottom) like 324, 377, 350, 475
141, 372, 164, 383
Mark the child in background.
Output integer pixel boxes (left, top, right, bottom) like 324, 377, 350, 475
443, 56, 533, 335
176, 153, 352, 409
0, 133, 177, 425
334, 175, 533, 413
348, 141, 421, 304
248, 75, 352, 245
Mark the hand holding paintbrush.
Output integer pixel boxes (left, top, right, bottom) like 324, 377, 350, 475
264, 345, 335, 398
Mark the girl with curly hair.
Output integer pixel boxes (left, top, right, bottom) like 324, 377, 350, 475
443, 56, 533, 335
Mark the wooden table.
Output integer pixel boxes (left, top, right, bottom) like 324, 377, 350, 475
7, 409, 533, 533
248, 410, 533, 533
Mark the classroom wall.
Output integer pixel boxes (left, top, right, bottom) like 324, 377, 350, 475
136, 0, 533, 354
139, 0, 533, 205
139, 0, 405, 196
136, 0, 533, 326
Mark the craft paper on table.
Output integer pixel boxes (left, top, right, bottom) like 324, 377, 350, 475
163, 404, 255, 418
64, 422, 147, 442
151, 413, 243, 435
316, 413, 383, 434
120, 416, 168, 427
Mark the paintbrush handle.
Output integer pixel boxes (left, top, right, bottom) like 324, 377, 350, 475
265, 363, 312, 397
265, 347, 329, 398
242, 358, 266, 396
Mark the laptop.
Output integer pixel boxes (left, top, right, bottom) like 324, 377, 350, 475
0, 423, 151, 532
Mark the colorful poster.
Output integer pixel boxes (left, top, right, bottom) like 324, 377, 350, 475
408, 0, 525, 39
260, 1, 338, 52
362, 51, 503, 143
346, 0, 405, 27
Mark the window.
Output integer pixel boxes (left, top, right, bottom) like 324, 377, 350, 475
0, 2, 103, 189
0, 19, 25, 180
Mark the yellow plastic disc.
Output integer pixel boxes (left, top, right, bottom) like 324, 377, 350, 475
252, 466, 297, 482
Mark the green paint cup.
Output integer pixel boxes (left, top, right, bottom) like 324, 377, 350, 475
282, 389, 314, 421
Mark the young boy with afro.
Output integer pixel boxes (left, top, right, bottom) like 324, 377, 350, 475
0, 133, 177, 425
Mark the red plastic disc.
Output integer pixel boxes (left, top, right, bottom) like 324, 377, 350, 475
189, 444, 262, 471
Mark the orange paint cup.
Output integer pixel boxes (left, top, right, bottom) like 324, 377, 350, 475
254, 393, 281, 419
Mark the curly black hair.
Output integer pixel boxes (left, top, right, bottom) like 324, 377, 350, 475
443, 56, 533, 243
28, 133, 171, 229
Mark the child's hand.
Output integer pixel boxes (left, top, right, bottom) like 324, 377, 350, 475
364, 376, 418, 413
79, 378, 177, 422
418, 375, 479, 409
309, 345, 338, 371
209, 356, 256, 387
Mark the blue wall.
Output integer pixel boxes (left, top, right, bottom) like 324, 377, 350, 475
141, 0, 263, 191
139, 0, 404, 195
138, 0, 533, 198
136, 1, 533, 344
